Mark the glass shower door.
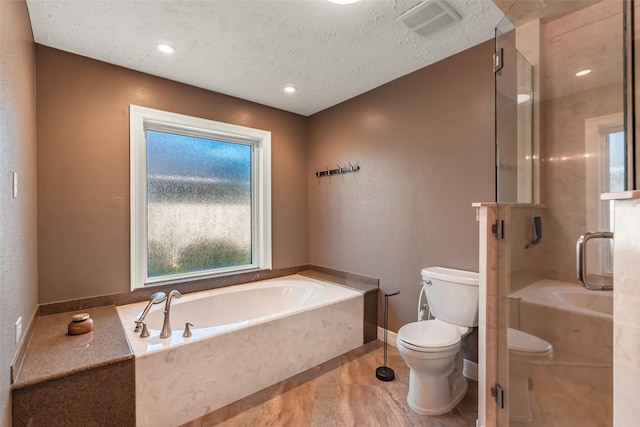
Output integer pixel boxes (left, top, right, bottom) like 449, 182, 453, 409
493, 1, 625, 426
495, 19, 534, 204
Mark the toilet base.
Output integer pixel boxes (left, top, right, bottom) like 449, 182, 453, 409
406, 374, 468, 415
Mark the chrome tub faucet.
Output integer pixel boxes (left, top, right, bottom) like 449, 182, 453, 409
160, 290, 182, 338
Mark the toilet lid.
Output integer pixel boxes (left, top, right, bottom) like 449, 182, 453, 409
397, 320, 461, 349
507, 328, 553, 354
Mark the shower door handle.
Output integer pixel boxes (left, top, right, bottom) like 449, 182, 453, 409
576, 231, 614, 290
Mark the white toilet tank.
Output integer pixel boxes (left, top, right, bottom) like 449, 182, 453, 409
421, 267, 479, 327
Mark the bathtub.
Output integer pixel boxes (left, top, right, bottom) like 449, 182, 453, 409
509, 279, 612, 320
509, 279, 612, 363
117, 274, 364, 426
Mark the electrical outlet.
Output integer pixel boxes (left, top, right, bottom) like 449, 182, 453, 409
15, 317, 22, 344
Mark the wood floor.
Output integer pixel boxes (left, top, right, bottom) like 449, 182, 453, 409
182, 340, 478, 427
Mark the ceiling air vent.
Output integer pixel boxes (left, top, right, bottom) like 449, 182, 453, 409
397, 0, 461, 37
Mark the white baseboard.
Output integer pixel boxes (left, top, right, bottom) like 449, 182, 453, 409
377, 326, 397, 346
377, 326, 478, 381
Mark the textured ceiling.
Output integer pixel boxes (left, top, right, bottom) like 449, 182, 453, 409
26, 0, 504, 116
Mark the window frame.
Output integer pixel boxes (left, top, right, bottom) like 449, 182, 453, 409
130, 105, 271, 290
598, 126, 624, 274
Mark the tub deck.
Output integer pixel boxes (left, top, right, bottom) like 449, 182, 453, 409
118, 274, 365, 427
10, 268, 378, 427
10, 306, 136, 426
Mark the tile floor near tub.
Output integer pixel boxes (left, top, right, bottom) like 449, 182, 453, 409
182, 340, 477, 427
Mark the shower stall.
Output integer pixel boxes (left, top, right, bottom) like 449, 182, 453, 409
479, 0, 631, 426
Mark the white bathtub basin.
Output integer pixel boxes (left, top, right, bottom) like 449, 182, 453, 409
119, 274, 361, 353
550, 290, 613, 316
509, 279, 613, 364
510, 279, 613, 320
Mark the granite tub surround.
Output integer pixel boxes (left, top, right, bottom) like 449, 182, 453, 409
122, 276, 364, 426
182, 341, 478, 427
12, 359, 135, 427
302, 264, 379, 293
9, 268, 377, 426
11, 306, 135, 426
301, 265, 379, 343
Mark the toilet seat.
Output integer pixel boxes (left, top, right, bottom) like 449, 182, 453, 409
397, 320, 464, 352
508, 328, 553, 357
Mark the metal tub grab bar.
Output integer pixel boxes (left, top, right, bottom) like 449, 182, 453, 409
576, 231, 614, 290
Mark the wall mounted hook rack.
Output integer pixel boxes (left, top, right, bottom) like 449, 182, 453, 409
315, 162, 360, 178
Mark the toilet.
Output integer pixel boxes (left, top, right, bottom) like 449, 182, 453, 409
396, 267, 479, 415
508, 328, 553, 423
396, 267, 554, 419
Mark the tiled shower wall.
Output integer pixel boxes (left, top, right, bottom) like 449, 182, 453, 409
612, 198, 640, 425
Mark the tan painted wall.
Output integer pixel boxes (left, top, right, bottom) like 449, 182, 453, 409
307, 41, 496, 332
36, 41, 494, 331
0, 0, 39, 424
36, 46, 308, 303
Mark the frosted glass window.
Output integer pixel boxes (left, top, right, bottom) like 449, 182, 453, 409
146, 130, 252, 277
130, 105, 272, 289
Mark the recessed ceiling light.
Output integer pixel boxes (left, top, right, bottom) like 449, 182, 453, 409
575, 69, 591, 77
156, 42, 175, 54
328, 0, 360, 4
284, 85, 297, 94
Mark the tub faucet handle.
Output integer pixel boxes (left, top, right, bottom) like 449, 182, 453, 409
135, 321, 149, 338
183, 322, 193, 338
